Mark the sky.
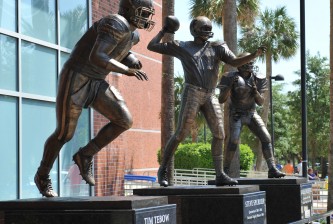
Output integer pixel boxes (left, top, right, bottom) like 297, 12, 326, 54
174, 0, 330, 92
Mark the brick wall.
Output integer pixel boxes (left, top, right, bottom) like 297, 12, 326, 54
92, 0, 163, 196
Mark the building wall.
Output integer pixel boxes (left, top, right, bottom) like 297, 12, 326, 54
91, 0, 163, 196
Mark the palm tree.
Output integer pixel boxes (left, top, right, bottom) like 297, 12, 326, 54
189, 0, 260, 59
239, 6, 299, 170
189, 0, 260, 27
161, 0, 175, 185
327, 0, 333, 211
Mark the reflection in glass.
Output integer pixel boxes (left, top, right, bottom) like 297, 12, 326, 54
0, 0, 16, 31
21, 41, 57, 97
59, 0, 88, 49
21, 0, 56, 43
0, 96, 18, 200
0, 35, 17, 91
61, 109, 90, 197
21, 99, 57, 199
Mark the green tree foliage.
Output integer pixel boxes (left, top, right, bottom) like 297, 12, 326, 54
239, 6, 299, 63
288, 52, 330, 168
268, 84, 297, 161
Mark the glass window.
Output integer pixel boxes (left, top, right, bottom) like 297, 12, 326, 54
60, 51, 69, 70
20, 0, 56, 44
0, 96, 18, 200
59, 0, 88, 49
0, 0, 16, 31
0, 34, 17, 91
21, 99, 57, 199
60, 109, 90, 197
21, 41, 57, 97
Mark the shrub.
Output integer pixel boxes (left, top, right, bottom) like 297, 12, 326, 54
157, 143, 212, 169
174, 143, 212, 169
240, 144, 254, 171
157, 143, 254, 171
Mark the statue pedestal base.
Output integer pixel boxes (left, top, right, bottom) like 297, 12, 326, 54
209, 177, 311, 224
134, 185, 266, 224
0, 196, 176, 224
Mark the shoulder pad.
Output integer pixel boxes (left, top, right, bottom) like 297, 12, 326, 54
210, 40, 225, 47
101, 14, 130, 32
178, 41, 189, 48
254, 72, 266, 79
218, 71, 238, 87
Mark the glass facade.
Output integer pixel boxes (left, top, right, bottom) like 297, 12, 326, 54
0, 96, 18, 200
0, 35, 17, 91
0, 0, 91, 200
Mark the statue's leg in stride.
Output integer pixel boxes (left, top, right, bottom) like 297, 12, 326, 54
73, 81, 132, 186
158, 86, 200, 187
223, 111, 242, 178
202, 97, 237, 185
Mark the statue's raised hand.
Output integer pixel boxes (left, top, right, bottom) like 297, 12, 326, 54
255, 46, 266, 57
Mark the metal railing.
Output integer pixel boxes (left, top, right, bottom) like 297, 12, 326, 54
288, 210, 333, 224
124, 174, 159, 196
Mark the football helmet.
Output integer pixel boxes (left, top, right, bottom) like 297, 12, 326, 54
237, 52, 258, 73
119, 0, 155, 31
190, 16, 214, 40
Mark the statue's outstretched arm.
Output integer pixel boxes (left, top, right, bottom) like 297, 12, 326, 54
228, 46, 266, 67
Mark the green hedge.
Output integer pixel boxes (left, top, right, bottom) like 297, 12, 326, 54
158, 143, 254, 171
239, 144, 254, 171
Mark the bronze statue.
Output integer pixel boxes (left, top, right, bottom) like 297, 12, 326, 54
148, 16, 266, 187
218, 53, 285, 178
34, 0, 155, 197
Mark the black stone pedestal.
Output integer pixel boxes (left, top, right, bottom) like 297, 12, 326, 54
0, 196, 176, 224
134, 185, 266, 224
209, 177, 311, 224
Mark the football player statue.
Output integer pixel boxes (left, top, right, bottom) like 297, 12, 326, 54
148, 16, 266, 187
34, 0, 155, 197
218, 53, 285, 178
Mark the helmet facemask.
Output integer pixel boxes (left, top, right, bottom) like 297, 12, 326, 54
130, 4, 155, 31
119, 0, 155, 31
238, 61, 258, 73
199, 25, 214, 40
190, 16, 214, 41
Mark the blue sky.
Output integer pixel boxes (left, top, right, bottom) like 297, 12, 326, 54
174, 0, 330, 92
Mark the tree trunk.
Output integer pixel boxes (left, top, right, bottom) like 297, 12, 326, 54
161, 0, 175, 185
256, 51, 272, 171
328, 0, 333, 210
222, 0, 239, 177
